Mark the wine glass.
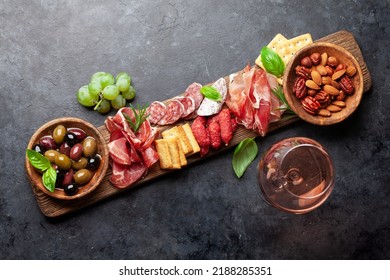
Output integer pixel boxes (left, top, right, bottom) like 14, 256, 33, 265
257, 137, 335, 214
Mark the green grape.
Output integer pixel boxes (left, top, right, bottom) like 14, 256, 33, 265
102, 85, 119, 100
98, 72, 115, 89
122, 85, 136, 100
90, 72, 106, 82
111, 94, 126, 110
96, 99, 111, 114
88, 80, 102, 98
116, 72, 131, 84
116, 77, 130, 92
77, 85, 98, 107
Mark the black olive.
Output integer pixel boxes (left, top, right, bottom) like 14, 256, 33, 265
64, 183, 79, 196
55, 170, 65, 189
87, 154, 101, 170
32, 144, 45, 154
64, 132, 78, 146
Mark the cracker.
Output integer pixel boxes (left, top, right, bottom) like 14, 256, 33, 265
182, 123, 200, 155
155, 139, 172, 169
255, 33, 288, 68
166, 138, 182, 169
162, 126, 193, 155
274, 33, 313, 66
255, 33, 313, 69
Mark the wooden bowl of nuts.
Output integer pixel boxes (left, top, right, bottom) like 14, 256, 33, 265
25, 117, 109, 200
283, 42, 363, 125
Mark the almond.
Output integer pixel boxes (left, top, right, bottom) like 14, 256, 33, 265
320, 52, 328, 66
318, 109, 331, 117
321, 76, 332, 85
326, 104, 342, 112
332, 69, 346, 80
305, 79, 321, 90
316, 65, 328, 76
323, 85, 340, 95
331, 80, 340, 89
311, 70, 322, 85
332, 100, 346, 108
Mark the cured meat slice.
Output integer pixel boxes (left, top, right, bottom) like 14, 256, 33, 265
147, 101, 167, 125
156, 105, 173, 125
174, 96, 195, 118
184, 82, 203, 109
164, 99, 185, 125
108, 138, 132, 165
139, 146, 159, 168
109, 129, 125, 142
197, 77, 227, 116
110, 161, 147, 189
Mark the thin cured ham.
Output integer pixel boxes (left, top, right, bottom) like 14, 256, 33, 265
226, 66, 282, 136
105, 107, 159, 189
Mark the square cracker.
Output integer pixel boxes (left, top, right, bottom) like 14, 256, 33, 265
273, 33, 313, 66
255, 33, 288, 68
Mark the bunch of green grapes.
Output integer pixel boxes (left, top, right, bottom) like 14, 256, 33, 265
76, 72, 136, 113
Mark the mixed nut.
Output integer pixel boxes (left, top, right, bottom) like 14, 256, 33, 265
292, 51, 357, 117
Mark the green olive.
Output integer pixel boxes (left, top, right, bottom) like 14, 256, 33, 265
53, 125, 67, 144
55, 154, 71, 170
83, 137, 97, 157
71, 157, 88, 170
44, 149, 60, 163
73, 169, 92, 185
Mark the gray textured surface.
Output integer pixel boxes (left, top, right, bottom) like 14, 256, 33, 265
0, 0, 389, 259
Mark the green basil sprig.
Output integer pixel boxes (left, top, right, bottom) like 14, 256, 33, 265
26, 149, 56, 192
260, 46, 285, 77
200, 86, 222, 102
232, 138, 258, 178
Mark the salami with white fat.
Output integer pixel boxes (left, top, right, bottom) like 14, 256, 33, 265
197, 77, 227, 116
184, 82, 203, 109
174, 96, 196, 118
147, 101, 167, 125
164, 99, 185, 125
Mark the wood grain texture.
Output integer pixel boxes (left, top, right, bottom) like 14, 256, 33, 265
31, 30, 372, 218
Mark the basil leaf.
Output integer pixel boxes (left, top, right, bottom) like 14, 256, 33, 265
42, 166, 57, 192
26, 149, 51, 171
260, 46, 285, 77
200, 86, 222, 102
232, 138, 258, 178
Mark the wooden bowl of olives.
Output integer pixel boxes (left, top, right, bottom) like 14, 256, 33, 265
283, 42, 363, 125
25, 117, 109, 200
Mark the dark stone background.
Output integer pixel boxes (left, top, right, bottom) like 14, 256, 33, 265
0, 0, 389, 259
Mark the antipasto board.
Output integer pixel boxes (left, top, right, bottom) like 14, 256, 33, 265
31, 30, 372, 218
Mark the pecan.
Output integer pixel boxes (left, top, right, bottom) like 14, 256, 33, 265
336, 90, 346, 101
339, 75, 354, 94
325, 65, 334, 76
295, 65, 311, 80
293, 77, 307, 99
301, 96, 321, 115
315, 91, 331, 108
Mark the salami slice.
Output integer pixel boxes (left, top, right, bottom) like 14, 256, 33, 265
174, 96, 195, 118
164, 99, 185, 125
184, 82, 203, 109
147, 101, 167, 125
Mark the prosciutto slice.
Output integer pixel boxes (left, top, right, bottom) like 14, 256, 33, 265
105, 107, 159, 188
109, 161, 147, 189
226, 66, 282, 136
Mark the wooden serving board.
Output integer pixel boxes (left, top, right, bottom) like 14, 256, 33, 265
31, 30, 372, 218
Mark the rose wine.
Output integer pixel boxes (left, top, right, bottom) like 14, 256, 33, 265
258, 137, 335, 214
